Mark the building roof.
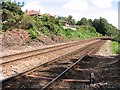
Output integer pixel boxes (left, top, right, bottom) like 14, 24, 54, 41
25, 10, 40, 16
60, 19, 68, 23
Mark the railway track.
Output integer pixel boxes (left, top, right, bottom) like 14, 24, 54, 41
2, 39, 106, 89
1, 38, 99, 80
1, 38, 98, 65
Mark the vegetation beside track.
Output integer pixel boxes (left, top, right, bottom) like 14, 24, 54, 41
111, 41, 120, 54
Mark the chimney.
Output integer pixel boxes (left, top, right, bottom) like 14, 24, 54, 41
25, 10, 28, 14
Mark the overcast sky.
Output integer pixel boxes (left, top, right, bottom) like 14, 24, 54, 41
14, 0, 119, 28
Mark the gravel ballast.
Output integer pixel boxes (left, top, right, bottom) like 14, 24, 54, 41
1, 40, 99, 80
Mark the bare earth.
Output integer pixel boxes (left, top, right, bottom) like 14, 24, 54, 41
89, 40, 120, 88
84, 40, 120, 89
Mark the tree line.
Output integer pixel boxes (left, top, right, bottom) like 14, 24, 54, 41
57, 16, 119, 37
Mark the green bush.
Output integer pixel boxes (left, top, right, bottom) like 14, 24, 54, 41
28, 28, 38, 39
111, 41, 120, 54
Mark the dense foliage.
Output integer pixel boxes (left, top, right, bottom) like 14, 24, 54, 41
2, 1, 23, 30
59, 26, 101, 39
76, 17, 118, 37
111, 41, 120, 54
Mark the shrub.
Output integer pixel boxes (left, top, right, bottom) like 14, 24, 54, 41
28, 28, 38, 39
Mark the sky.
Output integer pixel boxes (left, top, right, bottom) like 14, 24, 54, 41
13, 0, 119, 28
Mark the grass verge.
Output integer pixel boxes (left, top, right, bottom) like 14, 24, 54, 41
111, 41, 120, 54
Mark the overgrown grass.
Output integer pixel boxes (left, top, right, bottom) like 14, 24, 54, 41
58, 25, 102, 40
111, 41, 120, 54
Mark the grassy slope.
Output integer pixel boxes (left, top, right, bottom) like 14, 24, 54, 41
58, 26, 102, 40
111, 41, 120, 54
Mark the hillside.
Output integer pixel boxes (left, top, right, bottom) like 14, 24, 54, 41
1, 1, 120, 49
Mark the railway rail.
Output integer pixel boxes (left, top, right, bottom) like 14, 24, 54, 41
1, 38, 98, 65
1, 38, 100, 80
2, 39, 106, 89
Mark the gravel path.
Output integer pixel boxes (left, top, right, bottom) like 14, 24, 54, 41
95, 40, 113, 56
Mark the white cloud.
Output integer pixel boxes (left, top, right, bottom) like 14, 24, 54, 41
91, 0, 112, 8
63, 0, 89, 11
21, 1, 46, 14
102, 11, 118, 28
21, 0, 56, 14
60, 9, 118, 28
20, 0, 118, 28
112, 0, 120, 2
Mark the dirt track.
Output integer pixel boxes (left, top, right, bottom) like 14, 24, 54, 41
95, 40, 113, 56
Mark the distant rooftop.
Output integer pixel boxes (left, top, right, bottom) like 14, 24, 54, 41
25, 10, 40, 16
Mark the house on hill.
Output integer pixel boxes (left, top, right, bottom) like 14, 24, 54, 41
25, 10, 40, 16
60, 20, 69, 27
60, 20, 77, 30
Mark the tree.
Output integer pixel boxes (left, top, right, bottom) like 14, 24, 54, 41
92, 17, 118, 36
17, 2, 24, 7
2, 1, 23, 30
71, 19, 76, 25
88, 19, 93, 26
80, 17, 88, 25
67, 15, 76, 25
2, 1, 23, 16
68, 15, 72, 22
76, 17, 88, 25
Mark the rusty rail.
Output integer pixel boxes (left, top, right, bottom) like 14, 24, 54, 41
1, 38, 98, 65
41, 40, 106, 90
